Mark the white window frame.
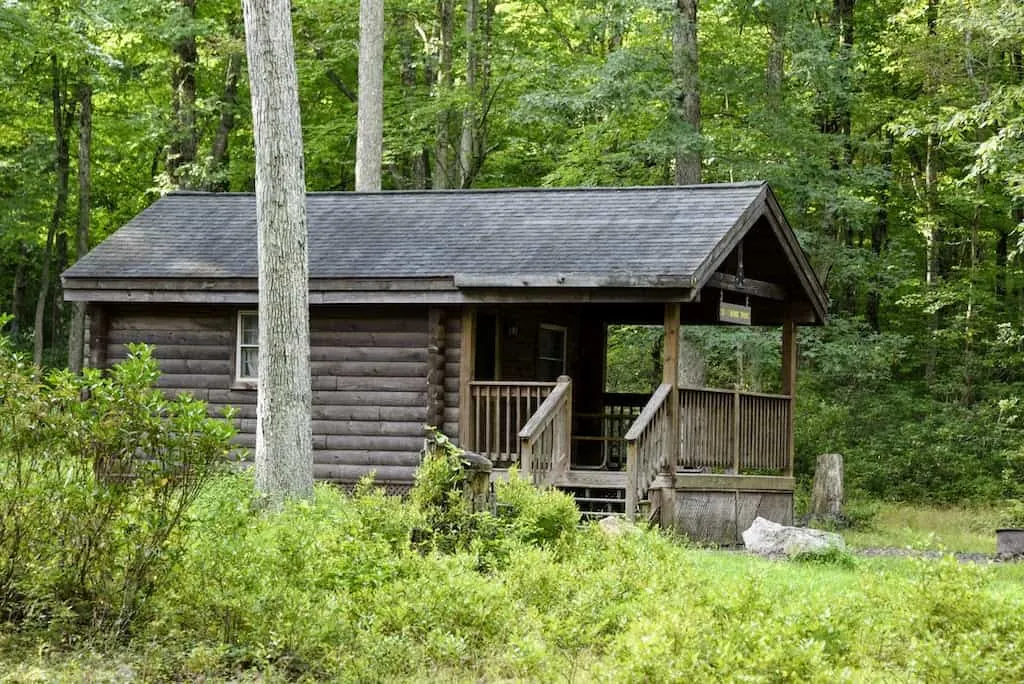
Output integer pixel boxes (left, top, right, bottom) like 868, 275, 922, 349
236, 310, 259, 382
537, 323, 567, 378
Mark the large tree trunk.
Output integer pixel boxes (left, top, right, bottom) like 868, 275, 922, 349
207, 47, 243, 192
355, 0, 384, 191
432, 0, 455, 189
169, 0, 198, 188
243, 0, 314, 504
673, 0, 700, 184
34, 55, 72, 368
68, 83, 92, 373
457, 0, 478, 188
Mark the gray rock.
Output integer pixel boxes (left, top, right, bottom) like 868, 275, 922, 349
598, 515, 636, 537
742, 516, 845, 557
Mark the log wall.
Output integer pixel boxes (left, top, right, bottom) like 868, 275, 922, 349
101, 303, 463, 485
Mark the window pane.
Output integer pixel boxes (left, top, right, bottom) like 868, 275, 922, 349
241, 347, 259, 378
241, 314, 258, 345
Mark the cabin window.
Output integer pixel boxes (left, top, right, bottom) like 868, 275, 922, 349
537, 324, 567, 381
236, 311, 259, 380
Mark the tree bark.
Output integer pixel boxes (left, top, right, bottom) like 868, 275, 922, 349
34, 55, 72, 367
169, 0, 198, 188
433, 0, 455, 189
673, 0, 700, 184
207, 48, 243, 192
810, 453, 844, 520
355, 0, 384, 191
69, 83, 92, 374
458, 0, 478, 188
242, 0, 314, 504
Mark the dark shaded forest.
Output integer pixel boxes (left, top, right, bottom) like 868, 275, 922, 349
3, 0, 1024, 501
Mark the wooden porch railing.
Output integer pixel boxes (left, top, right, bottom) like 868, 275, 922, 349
624, 383, 673, 521
573, 392, 647, 470
467, 380, 556, 467
518, 376, 573, 485
679, 387, 792, 475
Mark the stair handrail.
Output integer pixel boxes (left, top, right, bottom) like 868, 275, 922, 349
518, 375, 572, 485
624, 383, 673, 521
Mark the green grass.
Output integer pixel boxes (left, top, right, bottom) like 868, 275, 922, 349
842, 501, 1003, 553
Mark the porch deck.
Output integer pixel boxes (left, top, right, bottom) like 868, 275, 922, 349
467, 377, 795, 520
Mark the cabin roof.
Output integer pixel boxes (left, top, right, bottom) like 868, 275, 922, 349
62, 183, 827, 323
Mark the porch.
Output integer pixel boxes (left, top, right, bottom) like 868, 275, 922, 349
465, 375, 795, 524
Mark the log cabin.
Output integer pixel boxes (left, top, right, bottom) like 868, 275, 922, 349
62, 182, 827, 543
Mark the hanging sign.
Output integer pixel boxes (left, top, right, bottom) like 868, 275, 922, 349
719, 301, 752, 326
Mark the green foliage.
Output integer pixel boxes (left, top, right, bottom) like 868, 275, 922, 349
494, 471, 580, 548
0, 332, 234, 637
999, 499, 1024, 528
790, 546, 857, 570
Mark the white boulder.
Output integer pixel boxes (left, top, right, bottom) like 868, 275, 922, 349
742, 516, 845, 557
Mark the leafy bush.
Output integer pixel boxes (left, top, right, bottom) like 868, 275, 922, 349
495, 470, 579, 548
0, 330, 234, 637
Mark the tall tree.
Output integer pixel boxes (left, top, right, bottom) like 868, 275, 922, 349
673, 0, 700, 184
168, 0, 199, 187
68, 83, 91, 373
33, 54, 73, 367
355, 0, 384, 191
242, 0, 314, 503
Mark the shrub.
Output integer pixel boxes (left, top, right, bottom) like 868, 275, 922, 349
0, 331, 234, 637
495, 470, 579, 548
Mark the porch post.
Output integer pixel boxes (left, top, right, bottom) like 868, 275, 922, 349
781, 312, 797, 477
660, 302, 681, 528
86, 303, 108, 370
458, 306, 477, 451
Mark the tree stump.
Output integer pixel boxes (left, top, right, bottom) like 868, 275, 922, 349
810, 453, 844, 520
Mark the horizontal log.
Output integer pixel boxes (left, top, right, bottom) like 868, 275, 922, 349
312, 464, 417, 483
162, 387, 211, 401
312, 390, 427, 407
309, 346, 428, 363
233, 433, 255, 448
157, 358, 234, 375
310, 361, 427, 378
109, 314, 231, 332
323, 435, 424, 452
310, 376, 427, 392
108, 330, 232, 346
208, 389, 258, 404
310, 316, 426, 333
313, 450, 421, 467
207, 403, 256, 419
156, 373, 231, 389
312, 404, 426, 422
307, 329, 428, 348
311, 420, 425, 437
148, 344, 230, 361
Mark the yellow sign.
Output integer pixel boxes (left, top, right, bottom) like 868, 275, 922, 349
719, 302, 752, 325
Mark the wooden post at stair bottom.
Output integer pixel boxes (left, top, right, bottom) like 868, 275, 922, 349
458, 306, 476, 451
660, 302, 681, 528
781, 314, 797, 477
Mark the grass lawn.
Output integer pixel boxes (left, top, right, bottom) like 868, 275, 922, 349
841, 501, 1003, 553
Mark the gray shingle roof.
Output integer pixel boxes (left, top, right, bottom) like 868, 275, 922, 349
63, 183, 770, 282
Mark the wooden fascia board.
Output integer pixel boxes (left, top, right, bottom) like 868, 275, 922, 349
63, 286, 696, 306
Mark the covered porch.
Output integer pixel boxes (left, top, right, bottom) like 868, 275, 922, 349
457, 294, 802, 540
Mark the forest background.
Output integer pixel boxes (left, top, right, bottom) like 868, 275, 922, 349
3, 0, 1024, 504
